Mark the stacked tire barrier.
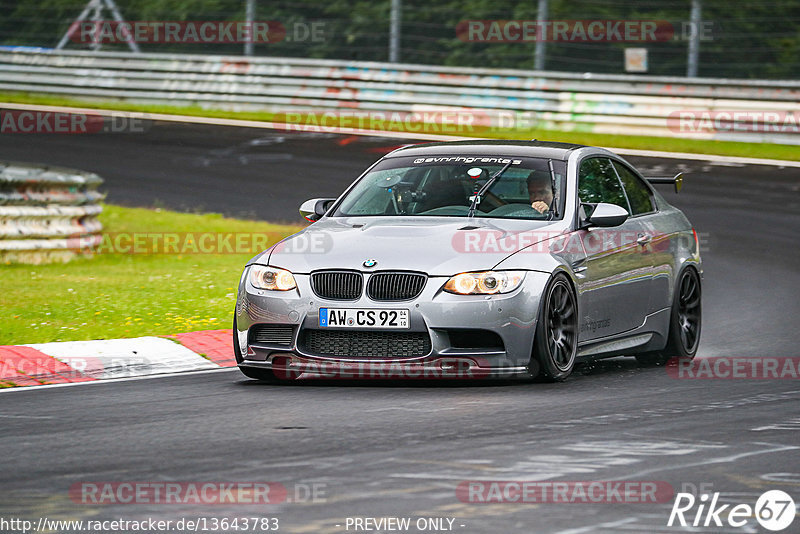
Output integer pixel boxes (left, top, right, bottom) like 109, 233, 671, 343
0, 161, 104, 264
1, 47, 799, 144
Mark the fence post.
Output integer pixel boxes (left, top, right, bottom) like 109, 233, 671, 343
687, 0, 702, 78
389, 0, 401, 63
534, 0, 548, 71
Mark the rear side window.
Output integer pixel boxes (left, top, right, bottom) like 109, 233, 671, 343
578, 157, 628, 211
612, 161, 656, 215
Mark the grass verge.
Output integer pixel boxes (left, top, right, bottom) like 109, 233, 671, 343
0, 204, 303, 345
1, 91, 798, 162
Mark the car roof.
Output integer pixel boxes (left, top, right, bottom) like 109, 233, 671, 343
384, 139, 587, 160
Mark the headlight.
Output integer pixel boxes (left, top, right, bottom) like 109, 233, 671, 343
443, 271, 525, 295
249, 265, 297, 291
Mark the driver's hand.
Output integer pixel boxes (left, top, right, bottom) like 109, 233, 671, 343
531, 201, 549, 213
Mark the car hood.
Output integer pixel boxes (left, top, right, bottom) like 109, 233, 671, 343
258, 216, 567, 276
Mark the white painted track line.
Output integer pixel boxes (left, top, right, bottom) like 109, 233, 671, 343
26, 336, 218, 379
0, 367, 238, 394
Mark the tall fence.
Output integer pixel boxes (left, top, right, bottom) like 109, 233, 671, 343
2, 0, 800, 79
1, 47, 799, 144
0, 160, 104, 264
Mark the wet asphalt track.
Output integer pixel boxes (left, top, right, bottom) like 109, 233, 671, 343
1, 123, 799, 533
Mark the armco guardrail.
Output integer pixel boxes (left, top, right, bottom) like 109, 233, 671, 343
0, 161, 104, 264
1, 48, 799, 144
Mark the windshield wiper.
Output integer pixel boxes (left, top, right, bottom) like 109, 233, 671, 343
468, 160, 513, 217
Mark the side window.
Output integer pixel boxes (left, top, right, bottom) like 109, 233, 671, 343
612, 161, 655, 215
578, 157, 629, 212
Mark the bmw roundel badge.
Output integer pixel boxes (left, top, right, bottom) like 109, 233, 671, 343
363, 259, 377, 268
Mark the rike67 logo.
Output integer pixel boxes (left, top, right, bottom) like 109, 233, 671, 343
668, 490, 795, 531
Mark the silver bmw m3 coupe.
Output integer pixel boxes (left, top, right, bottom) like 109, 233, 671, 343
234, 140, 702, 382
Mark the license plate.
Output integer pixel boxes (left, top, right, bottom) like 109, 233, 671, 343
319, 308, 409, 329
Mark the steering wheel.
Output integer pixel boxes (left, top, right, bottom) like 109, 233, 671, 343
477, 191, 507, 210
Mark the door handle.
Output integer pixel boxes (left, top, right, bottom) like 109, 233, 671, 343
636, 233, 652, 246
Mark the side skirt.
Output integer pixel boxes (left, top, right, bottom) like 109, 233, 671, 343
576, 308, 670, 360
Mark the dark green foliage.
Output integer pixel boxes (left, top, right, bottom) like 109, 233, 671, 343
0, 0, 797, 78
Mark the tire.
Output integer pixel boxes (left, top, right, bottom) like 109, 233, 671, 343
529, 273, 578, 381
233, 317, 278, 382
636, 266, 701, 365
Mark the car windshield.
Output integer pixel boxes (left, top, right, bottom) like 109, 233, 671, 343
333, 155, 567, 219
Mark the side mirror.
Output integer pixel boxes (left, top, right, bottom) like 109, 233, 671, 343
585, 202, 629, 228
299, 198, 336, 222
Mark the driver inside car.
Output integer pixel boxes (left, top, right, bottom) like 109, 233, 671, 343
527, 170, 555, 214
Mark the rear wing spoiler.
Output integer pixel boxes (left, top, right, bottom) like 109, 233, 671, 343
645, 172, 683, 193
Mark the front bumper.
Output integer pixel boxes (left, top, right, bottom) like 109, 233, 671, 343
234, 270, 551, 378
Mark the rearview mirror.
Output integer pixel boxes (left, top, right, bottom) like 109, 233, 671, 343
585, 202, 629, 228
299, 198, 336, 222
